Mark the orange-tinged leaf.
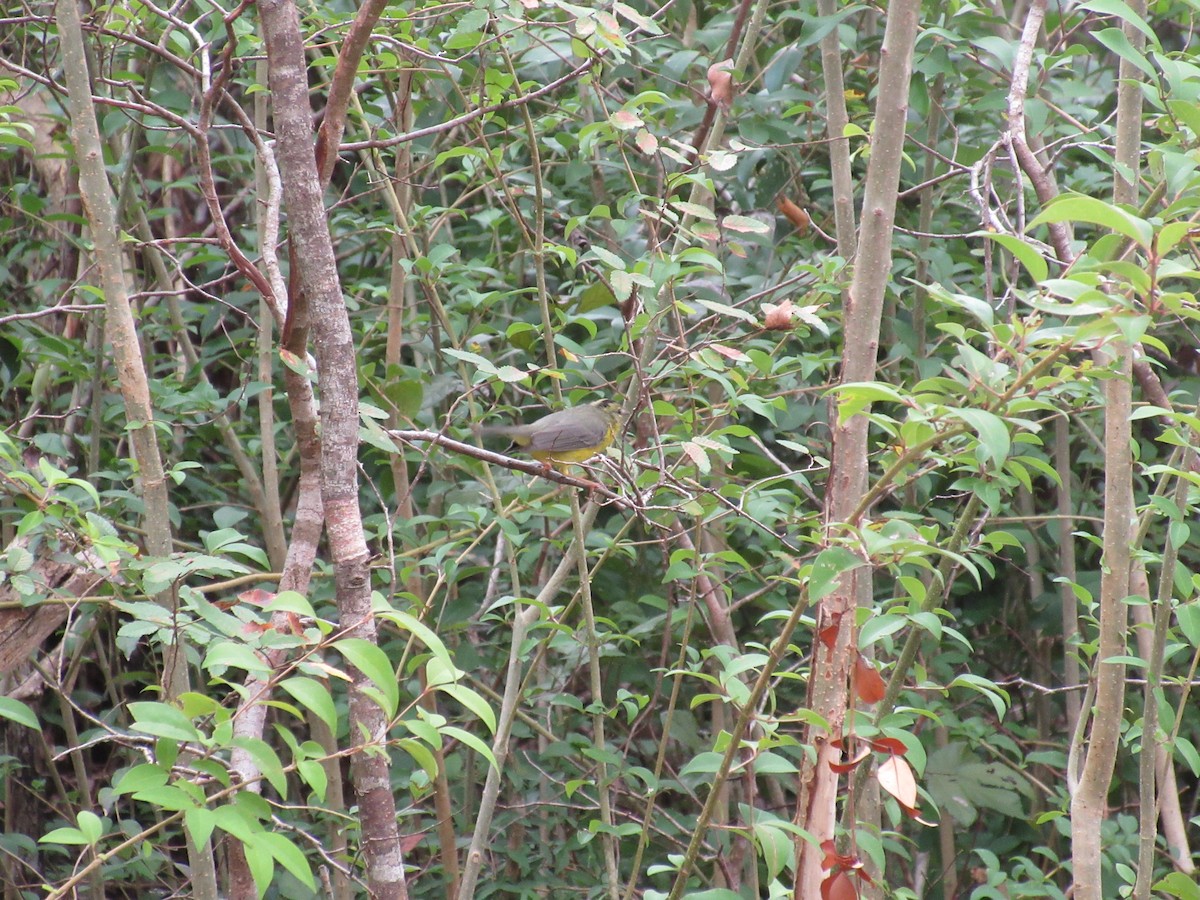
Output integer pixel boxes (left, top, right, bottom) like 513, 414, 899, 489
710, 343, 749, 362
854, 653, 886, 704
777, 196, 811, 235
721, 214, 770, 234
877, 754, 918, 809
610, 109, 642, 130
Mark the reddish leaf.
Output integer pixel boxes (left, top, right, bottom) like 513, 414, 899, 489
820, 839, 840, 869
710, 343, 750, 362
829, 743, 870, 774
399, 831, 425, 854
242, 587, 275, 604
818, 622, 840, 650
817, 611, 845, 650
821, 869, 859, 900
854, 652, 886, 704
868, 736, 907, 755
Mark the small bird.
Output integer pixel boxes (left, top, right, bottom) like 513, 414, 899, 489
480, 400, 623, 473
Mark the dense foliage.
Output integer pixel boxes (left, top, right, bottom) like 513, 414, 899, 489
1, 0, 1199, 898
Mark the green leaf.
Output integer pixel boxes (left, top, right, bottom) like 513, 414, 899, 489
808, 547, 861, 603
1091, 27, 1155, 78
233, 737, 287, 796
1076, 0, 1160, 47
39, 826, 91, 845
263, 590, 315, 617
444, 7, 487, 50
951, 408, 1011, 469
377, 607, 453, 670
1175, 603, 1200, 648
1028, 194, 1153, 247
1157, 221, 1193, 256
203, 641, 271, 675
679, 751, 723, 777
251, 831, 316, 891
1172, 735, 1200, 776
296, 759, 327, 801
1155, 872, 1200, 900
434, 682, 497, 733
752, 821, 791, 882
74, 811, 104, 844
442, 348, 498, 378
925, 742, 1031, 824
398, 737, 439, 780
184, 807, 216, 850
979, 232, 1049, 283
0, 697, 40, 731
441, 725, 497, 770
246, 833, 275, 896
830, 381, 907, 422
278, 677, 339, 734
949, 674, 1009, 720
212, 803, 262, 842
113, 764, 168, 795
333, 638, 399, 719
127, 701, 203, 743
131, 785, 203, 811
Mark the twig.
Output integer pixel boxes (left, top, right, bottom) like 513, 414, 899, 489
0, 305, 104, 325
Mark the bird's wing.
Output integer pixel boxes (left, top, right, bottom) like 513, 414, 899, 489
526, 413, 606, 452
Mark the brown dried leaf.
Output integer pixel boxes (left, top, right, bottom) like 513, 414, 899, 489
763, 299, 796, 330
876, 753, 918, 809
777, 196, 811, 235
854, 652, 886, 704
707, 59, 735, 110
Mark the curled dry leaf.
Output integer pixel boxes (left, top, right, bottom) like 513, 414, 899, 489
828, 742, 871, 774
707, 59, 735, 110
763, 298, 796, 330
777, 195, 811, 235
